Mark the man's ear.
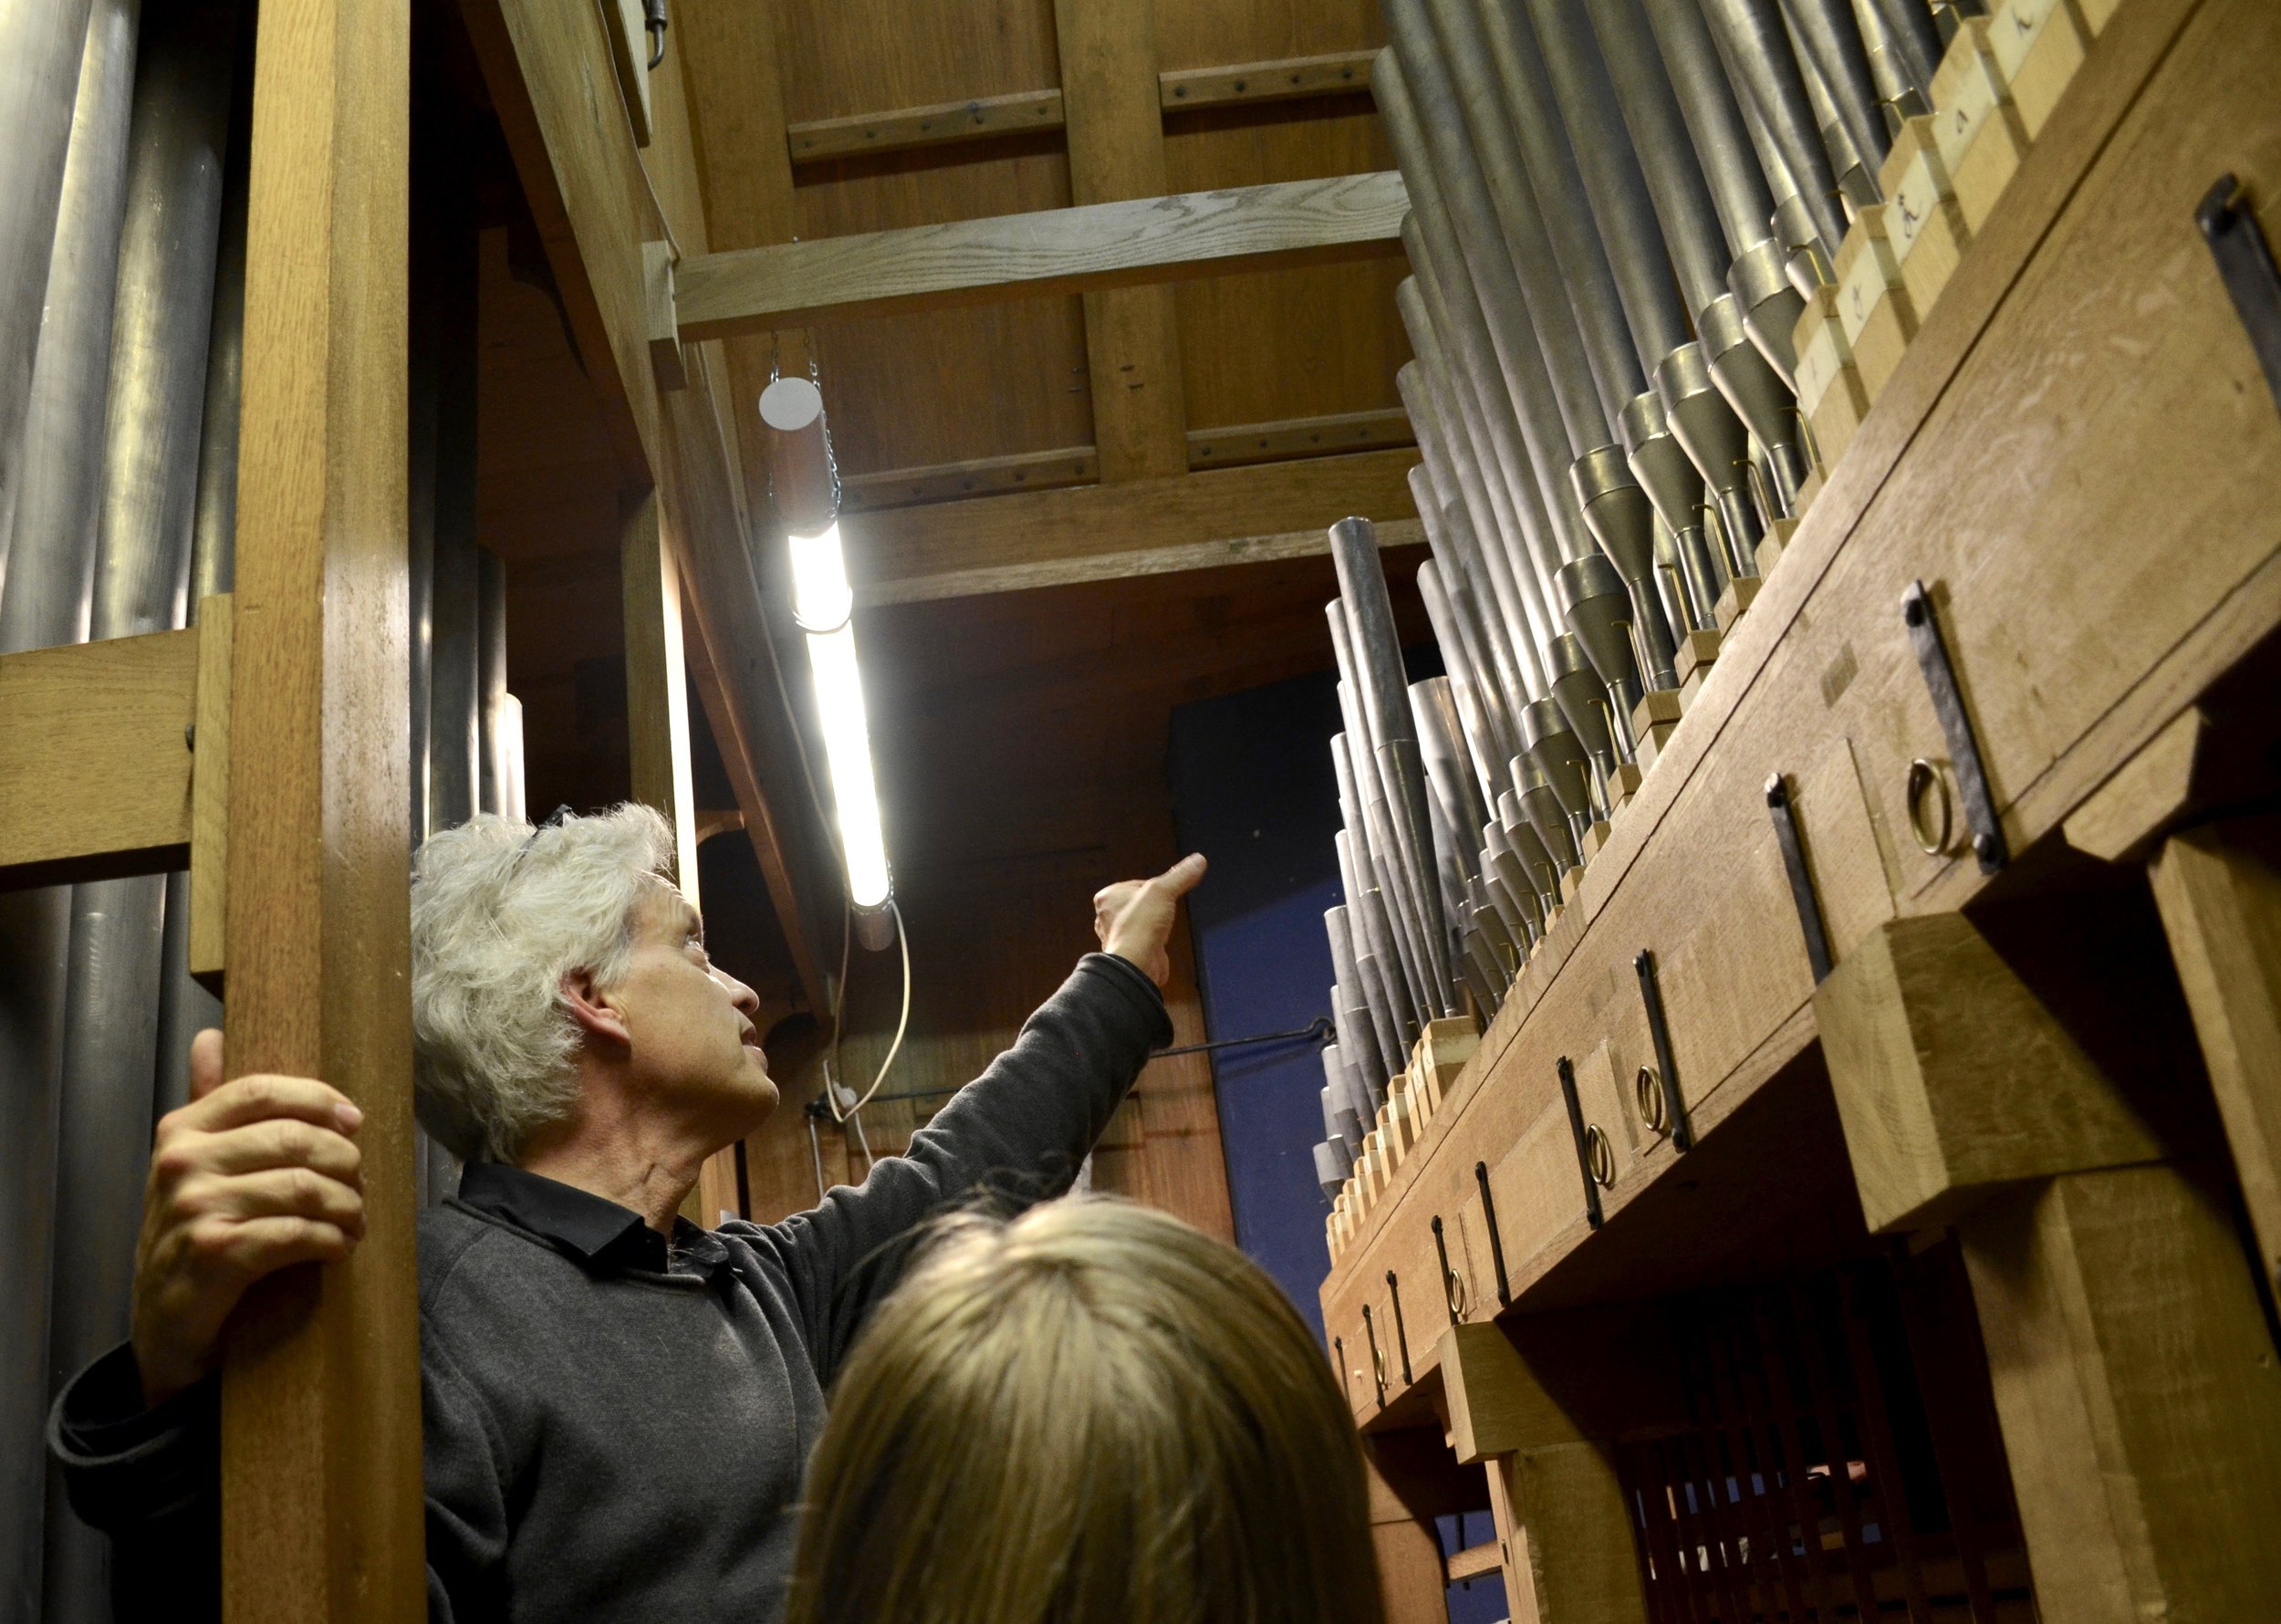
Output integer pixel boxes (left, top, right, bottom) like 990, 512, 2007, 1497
561, 967, 632, 1051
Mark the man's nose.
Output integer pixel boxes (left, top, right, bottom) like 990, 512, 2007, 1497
723, 971, 761, 1015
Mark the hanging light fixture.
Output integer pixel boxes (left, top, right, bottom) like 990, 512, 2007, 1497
759, 372, 895, 949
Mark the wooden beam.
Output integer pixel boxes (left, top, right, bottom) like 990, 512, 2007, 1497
217, 0, 422, 1615
845, 447, 1420, 604
672, 171, 1410, 338
839, 410, 1417, 514
1160, 49, 1378, 111
1054, 0, 1188, 481
860, 517, 1424, 607
786, 88, 1066, 164
0, 627, 198, 888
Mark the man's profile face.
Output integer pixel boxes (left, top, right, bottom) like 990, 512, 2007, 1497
610, 883, 780, 1135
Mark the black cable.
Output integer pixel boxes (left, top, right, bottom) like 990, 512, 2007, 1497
1154, 1016, 1333, 1058
850, 1016, 1334, 1108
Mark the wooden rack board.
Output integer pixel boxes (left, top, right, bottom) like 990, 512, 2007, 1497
1325, 0, 2281, 1613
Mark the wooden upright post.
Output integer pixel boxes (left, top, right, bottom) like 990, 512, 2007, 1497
2150, 816, 2281, 1301
620, 489, 701, 904
1439, 1320, 1655, 1624
1053, 0, 1189, 481
217, 0, 419, 1619
1818, 912, 2281, 1621
623, 486, 739, 1223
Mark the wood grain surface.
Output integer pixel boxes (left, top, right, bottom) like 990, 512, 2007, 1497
217, 0, 422, 1615
673, 171, 1409, 337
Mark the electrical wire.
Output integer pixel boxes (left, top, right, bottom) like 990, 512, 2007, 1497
827, 898, 911, 1125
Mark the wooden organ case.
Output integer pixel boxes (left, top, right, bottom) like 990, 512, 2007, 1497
1320, 2, 2281, 1619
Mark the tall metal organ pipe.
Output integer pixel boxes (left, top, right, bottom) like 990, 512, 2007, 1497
44, 5, 234, 1617
0, 5, 130, 1611
1397, 357, 1533, 720
1432, 0, 1693, 706
0, 0, 100, 560
1398, 238, 1563, 675
1381, 7, 1682, 705
1783, 0, 1891, 173
1523, 0, 1767, 582
1698, 0, 1849, 259
1376, 59, 1643, 783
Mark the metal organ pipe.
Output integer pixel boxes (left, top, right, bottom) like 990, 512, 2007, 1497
1782, 0, 1891, 176
0, 0, 100, 558
0, 4, 129, 1608
1698, 0, 1849, 259
1398, 242, 1563, 679
46, 7, 235, 1619
1371, 49, 1654, 745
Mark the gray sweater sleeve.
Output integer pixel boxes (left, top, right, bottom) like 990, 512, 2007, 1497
730, 953, 1172, 1379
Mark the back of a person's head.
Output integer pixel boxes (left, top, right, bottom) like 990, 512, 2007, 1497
785, 1197, 1386, 1624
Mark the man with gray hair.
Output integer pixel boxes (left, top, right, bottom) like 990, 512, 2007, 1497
49, 802, 1208, 1621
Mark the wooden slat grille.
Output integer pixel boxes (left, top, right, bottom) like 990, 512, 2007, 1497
1612, 1246, 2036, 1622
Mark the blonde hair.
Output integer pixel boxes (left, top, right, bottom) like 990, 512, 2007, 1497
786, 1198, 1386, 1624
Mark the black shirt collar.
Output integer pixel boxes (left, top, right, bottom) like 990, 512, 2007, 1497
453, 1162, 728, 1276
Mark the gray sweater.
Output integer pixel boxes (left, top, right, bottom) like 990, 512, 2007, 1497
49, 953, 1171, 1622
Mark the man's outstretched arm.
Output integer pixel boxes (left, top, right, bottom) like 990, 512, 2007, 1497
749, 854, 1206, 1374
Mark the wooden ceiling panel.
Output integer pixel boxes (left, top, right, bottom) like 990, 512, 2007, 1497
1151, 0, 1384, 75
771, 0, 1061, 123
1164, 101, 1409, 430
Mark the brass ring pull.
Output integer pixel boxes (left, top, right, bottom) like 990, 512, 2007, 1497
1443, 1263, 1470, 1321
1585, 1124, 1616, 1188
1369, 1335, 1387, 1392
1906, 757, 1953, 855
1635, 1065, 1668, 1135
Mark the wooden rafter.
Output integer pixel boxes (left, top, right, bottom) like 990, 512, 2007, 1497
838, 408, 1418, 512
672, 171, 1409, 338
846, 448, 1419, 605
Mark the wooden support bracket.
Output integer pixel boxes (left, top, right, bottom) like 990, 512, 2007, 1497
1816, 912, 2164, 1233
0, 599, 234, 951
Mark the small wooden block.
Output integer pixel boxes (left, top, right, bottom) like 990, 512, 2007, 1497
1791, 285, 1848, 419
1756, 517, 1800, 578
1989, 0, 2088, 139
1713, 574, 1762, 637
643, 240, 686, 393
1808, 366, 1871, 472
1630, 687, 1683, 741
1413, 1016, 1478, 1113
1608, 761, 1642, 803
1835, 208, 1920, 401
1881, 117, 1972, 317
1796, 465, 1826, 513
1558, 865, 1586, 907
2076, 0, 2119, 31
189, 594, 233, 990
599, 0, 653, 148
1676, 664, 1712, 712
1580, 820, 1613, 862
1951, 87, 2033, 236
1672, 628, 1721, 689
1633, 720, 1679, 776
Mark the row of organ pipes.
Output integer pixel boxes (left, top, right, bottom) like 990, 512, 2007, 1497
1314, 0, 1964, 1195
0, 3, 523, 1615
